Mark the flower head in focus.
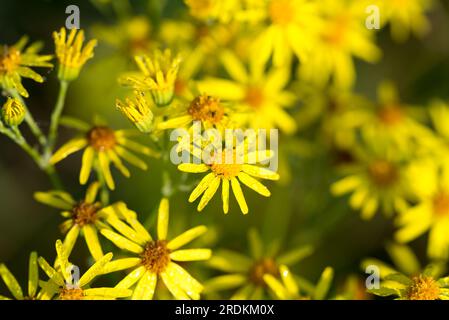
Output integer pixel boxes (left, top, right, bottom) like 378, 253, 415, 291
49, 118, 158, 190
34, 182, 135, 261
178, 136, 279, 214
101, 198, 211, 300
0, 36, 53, 97
53, 27, 97, 81
38, 240, 131, 300
116, 91, 154, 133
120, 49, 181, 106
0, 252, 42, 300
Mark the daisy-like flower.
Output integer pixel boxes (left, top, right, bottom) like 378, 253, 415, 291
38, 240, 132, 300
53, 27, 97, 81
198, 50, 297, 134
298, 0, 381, 88
0, 252, 42, 300
120, 49, 181, 106
264, 265, 334, 300
49, 118, 157, 190
331, 144, 411, 220
1, 97, 26, 127
250, 0, 322, 66
116, 91, 154, 133
177, 137, 279, 214
204, 229, 313, 299
34, 182, 134, 261
101, 198, 211, 300
362, 244, 449, 300
0, 36, 53, 97
395, 160, 449, 259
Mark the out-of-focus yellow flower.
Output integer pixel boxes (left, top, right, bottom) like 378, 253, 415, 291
428, 100, 449, 159
395, 160, 449, 259
50, 118, 157, 190
184, 0, 241, 23
101, 198, 211, 300
198, 51, 297, 134
250, 0, 322, 66
0, 252, 41, 300
34, 182, 134, 261
178, 139, 279, 214
116, 91, 154, 133
298, 0, 381, 88
53, 27, 97, 81
205, 229, 313, 299
264, 265, 334, 300
331, 144, 411, 220
38, 240, 131, 300
120, 49, 181, 106
0, 37, 53, 97
375, 0, 434, 42
1, 97, 25, 127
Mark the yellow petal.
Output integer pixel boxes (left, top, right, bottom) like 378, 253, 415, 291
115, 266, 146, 289
114, 146, 148, 170
158, 198, 169, 240
160, 268, 190, 300
0, 264, 23, 299
204, 274, 246, 292
83, 225, 104, 261
188, 173, 216, 203
166, 262, 203, 300
170, 249, 212, 261
63, 225, 80, 257
103, 258, 141, 274
231, 178, 248, 214
197, 177, 220, 211
28, 252, 38, 298
101, 229, 143, 254
33, 191, 74, 210
106, 215, 146, 246
222, 178, 230, 214
50, 138, 87, 164
167, 226, 208, 251
178, 163, 209, 173
238, 172, 271, 197
98, 152, 115, 190
241, 164, 279, 180
132, 271, 157, 300
84, 287, 132, 298
80, 147, 95, 185
79, 253, 113, 287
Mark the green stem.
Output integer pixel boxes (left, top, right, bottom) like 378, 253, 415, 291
10, 91, 47, 147
46, 80, 69, 158
1, 126, 62, 189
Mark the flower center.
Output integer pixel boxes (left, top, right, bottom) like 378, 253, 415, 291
0, 46, 21, 74
87, 126, 117, 151
210, 151, 242, 179
368, 160, 398, 187
321, 16, 349, 47
433, 191, 449, 217
249, 258, 278, 286
269, 0, 295, 25
188, 94, 224, 124
406, 275, 440, 300
59, 287, 84, 300
140, 240, 171, 274
72, 201, 100, 227
245, 86, 265, 109
377, 105, 403, 126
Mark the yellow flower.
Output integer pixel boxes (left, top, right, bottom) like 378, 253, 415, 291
49, 118, 157, 190
204, 229, 313, 299
264, 265, 334, 300
101, 198, 211, 300
116, 91, 154, 133
184, 0, 241, 23
38, 240, 132, 300
364, 244, 449, 300
0, 36, 53, 97
331, 144, 411, 220
120, 49, 181, 106
298, 0, 381, 88
250, 0, 322, 66
0, 252, 41, 300
53, 27, 97, 81
395, 160, 449, 259
198, 50, 297, 134
1, 97, 26, 127
156, 93, 235, 133
178, 139, 279, 214
34, 182, 135, 261
375, 0, 434, 42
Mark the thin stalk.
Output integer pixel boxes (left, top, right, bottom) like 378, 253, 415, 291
46, 80, 69, 158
